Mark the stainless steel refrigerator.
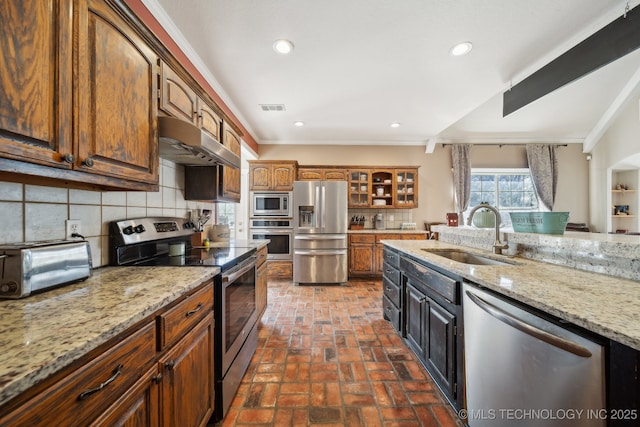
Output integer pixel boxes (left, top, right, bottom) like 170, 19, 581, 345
293, 180, 348, 284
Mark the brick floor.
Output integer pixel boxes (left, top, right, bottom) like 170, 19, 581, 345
217, 278, 464, 427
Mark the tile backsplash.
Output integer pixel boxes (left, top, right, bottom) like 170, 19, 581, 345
0, 159, 215, 267
348, 208, 415, 230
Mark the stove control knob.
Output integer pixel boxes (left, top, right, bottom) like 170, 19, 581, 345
122, 225, 134, 235
0, 281, 18, 294
134, 224, 146, 233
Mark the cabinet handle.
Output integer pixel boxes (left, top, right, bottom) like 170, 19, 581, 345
186, 303, 203, 317
418, 296, 427, 303
164, 360, 175, 370
152, 373, 163, 384
83, 157, 94, 167
63, 153, 75, 163
385, 287, 393, 292
77, 364, 123, 400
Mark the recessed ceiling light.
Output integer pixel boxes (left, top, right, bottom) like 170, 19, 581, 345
450, 41, 473, 56
390, 122, 401, 128
294, 121, 305, 127
273, 39, 294, 55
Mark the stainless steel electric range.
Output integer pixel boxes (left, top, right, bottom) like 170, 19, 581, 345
109, 217, 258, 422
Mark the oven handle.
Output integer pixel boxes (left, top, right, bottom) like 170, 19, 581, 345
222, 256, 257, 283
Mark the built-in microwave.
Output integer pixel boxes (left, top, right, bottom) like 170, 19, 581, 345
250, 192, 292, 217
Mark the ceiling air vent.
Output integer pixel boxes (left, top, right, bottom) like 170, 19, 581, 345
259, 104, 286, 112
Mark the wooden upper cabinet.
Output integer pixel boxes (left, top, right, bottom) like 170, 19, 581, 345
248, 161, 297, 191
0, 0, 73, 168
159, 61, 198, 123
75, 0, 159, 185
219, 122, 242, 202
159, 61, 222, 143
298, 167, 348, 181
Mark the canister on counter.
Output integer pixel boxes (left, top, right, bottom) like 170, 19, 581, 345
446, 213, 458, 227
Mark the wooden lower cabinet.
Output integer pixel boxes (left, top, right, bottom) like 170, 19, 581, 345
159, 312, 214, 427
90, 365, 161, 427
256, 252, 269, 319
0, 281, 215, 427
267, 261, 293, 279
349, 233, 427, 278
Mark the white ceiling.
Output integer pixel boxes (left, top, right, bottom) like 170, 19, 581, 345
146, 0, 640, 149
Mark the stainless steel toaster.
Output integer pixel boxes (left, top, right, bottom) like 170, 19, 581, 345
0, 240, 92, 299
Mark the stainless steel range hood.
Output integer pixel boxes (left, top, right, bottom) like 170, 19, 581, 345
158, 116, 240, 169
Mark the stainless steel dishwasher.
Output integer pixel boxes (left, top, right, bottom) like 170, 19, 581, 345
463, 282, 605, 427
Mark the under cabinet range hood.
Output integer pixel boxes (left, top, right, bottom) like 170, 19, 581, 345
158, 116, 240, 169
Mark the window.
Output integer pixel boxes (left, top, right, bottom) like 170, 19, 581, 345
466, 168, 540, 226
216, 203, 235, 234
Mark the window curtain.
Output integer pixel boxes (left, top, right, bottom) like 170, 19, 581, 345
526, 144, 558, 211
451, 144, 472, 221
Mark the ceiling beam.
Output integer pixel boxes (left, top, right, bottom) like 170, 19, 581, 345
503, 4, 640, 117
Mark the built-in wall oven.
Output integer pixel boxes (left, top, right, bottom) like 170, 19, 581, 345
250, 192, 292, 217
249, 218, 293, 261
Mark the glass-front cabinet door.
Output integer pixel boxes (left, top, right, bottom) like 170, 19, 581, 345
395, 169, 418, 208
349, 169, 371, 207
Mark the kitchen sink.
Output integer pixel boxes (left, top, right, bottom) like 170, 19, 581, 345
421, 249, 517, 266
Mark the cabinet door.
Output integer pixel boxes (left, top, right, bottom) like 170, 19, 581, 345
272, 163, 296, 190
0, 0, 73, 168
395, 169, 418, 208
197, 99, 221, 142
219, 122, 241, 202
348, 244, 375, 276
249, 163, 271, 191
405, 282, 426, 357
160, 312, 214, 427
324, 169, 348, 181
426, 298, 456, 400
159, 61, 198, 123
297, 168, 323, 181
76, 0, 159, 184
256, 260, 268, 317
89, 365, 160, 427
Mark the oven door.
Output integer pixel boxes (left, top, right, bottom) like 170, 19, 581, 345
249, 228, 293, 261
218, 257, 258, 377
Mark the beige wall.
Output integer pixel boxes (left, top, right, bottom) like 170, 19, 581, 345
257, 143, 590, 226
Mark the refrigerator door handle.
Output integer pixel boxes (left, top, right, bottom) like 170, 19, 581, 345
315, 185, 321, 229
294, 249, 347, 256
465, 290, 593, 357
321, 185, 326, 229
294, 235, 346, 241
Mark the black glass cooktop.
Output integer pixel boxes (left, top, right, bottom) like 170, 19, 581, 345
132, 246, 256, 271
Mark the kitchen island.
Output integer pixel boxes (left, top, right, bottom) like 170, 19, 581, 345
383, 230, 640, 425
381, 238, 640, 350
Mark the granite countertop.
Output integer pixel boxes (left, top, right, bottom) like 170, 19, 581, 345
382, 239, 640, 351
0, 265, 219, 408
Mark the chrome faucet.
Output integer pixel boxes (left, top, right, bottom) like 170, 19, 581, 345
466, 203, 509, 255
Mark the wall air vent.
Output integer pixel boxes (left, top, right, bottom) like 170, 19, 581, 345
259, 104, 286, 112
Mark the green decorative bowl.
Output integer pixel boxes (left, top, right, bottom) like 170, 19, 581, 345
509, 212, 570, 235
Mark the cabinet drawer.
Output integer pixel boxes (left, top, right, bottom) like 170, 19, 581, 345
376, 234, 401, 243
382, 262, 400, 286
382, 276, 401, 308
400, 257, 458, 303
158, 282, 214, 349
382, 295, 401, 332
0, 321, 156, 427
382, 247, 399, 268
350, 234, 375, 244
